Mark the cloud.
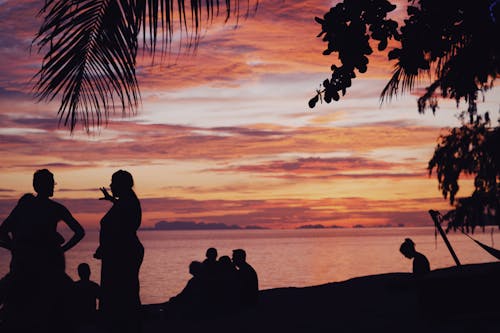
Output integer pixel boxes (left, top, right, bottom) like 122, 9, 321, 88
0, 195, 449, 229
206, 156, 428, 180
0, 116, 441, 171
0, 0, 485, 232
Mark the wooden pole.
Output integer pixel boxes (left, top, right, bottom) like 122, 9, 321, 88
429, 210, 461, 267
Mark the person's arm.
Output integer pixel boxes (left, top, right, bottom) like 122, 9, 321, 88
99, 187, 117, 204
0, 219, 13, 250
60, 207, 85, 252
0, 202, 21, 251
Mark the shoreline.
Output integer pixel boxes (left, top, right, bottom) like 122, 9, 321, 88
139, 261, 500, 333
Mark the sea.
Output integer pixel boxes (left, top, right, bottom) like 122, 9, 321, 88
0, 227, 498, 304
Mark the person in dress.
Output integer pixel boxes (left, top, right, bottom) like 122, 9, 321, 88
94, 170, 144, 333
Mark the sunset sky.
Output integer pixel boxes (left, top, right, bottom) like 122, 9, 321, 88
0, 0, 498, 229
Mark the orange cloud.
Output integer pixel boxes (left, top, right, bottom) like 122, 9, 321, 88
0, 195, 451, 230
0, 0, 492, 231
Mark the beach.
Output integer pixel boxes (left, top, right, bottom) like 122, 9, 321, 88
140, 261, 500, 333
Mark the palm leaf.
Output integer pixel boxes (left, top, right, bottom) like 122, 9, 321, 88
34, 0, 140, 131
380, 61, 419, 104
34, 0, 257, 132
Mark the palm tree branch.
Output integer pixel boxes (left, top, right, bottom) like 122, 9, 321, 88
34, 0, 140, 131
34, 0, 258, 132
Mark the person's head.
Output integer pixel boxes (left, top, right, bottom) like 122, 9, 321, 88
78, 263, 91, 280
218, 255, 234, 270
110, 170, 134, 198
33, 169, 55, 197
232, 249, 246, 266
189, 261, 202, 277
206, 247, 218, 261
400, 238, 416, 259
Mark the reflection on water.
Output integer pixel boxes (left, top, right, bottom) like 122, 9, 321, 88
0, 227, 498, 304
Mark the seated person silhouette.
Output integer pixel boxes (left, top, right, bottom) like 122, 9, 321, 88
168, 261, 205, 318
400, 238, 430, 276
232, 249, 259, 307
202, 247, 219, 307
202, 247, 218, 275
217, 255, 237, 311
74, 263, 100, 325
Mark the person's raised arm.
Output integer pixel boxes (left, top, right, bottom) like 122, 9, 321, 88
60, 208, 85, 252
99, 187, 116, 204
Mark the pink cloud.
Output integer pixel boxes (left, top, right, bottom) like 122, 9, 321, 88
0, 194, 451, 229
206, 156, 427, 180
0, 118, 442, 172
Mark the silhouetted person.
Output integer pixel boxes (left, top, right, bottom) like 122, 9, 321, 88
202, 247, 219, 309
400, 238, 430, 276
0, 273, 10, 323
232, 249, 259, 307
204, 247, 218, 261
217, 255, 238, 311
0, 169, 85, 333
74, 263, 100, 326
203, 247, 218, 272
167, 261, 205, 318
94, 170, 144, 333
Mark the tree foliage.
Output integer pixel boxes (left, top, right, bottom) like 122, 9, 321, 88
428, 113, 500, 231
33, 0, 258, 131
312, 0, 500, 230
310, 0, 499, 115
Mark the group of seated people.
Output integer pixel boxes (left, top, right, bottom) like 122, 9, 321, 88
1, 247, 258, 327
162, 248, 259, 318
71, 247, 261, 324
3, 239, 427, 326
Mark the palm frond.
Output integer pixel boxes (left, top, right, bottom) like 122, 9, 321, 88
34, 0, 258, 132
380, 61, 418, 104
34, 0, 140, 131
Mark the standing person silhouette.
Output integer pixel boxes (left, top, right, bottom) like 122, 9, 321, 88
0, 169, 85, 332
94, 170, 144, 333
399, 238, 430, 276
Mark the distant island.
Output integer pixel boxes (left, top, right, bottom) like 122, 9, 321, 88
142, 222, 408, 231
144, 220, 268, 231
297, 223, 405, 229
296, 224, 345, 229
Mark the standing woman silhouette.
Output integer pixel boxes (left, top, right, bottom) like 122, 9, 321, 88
0, 169, 85, 332
94, 170, 144, 333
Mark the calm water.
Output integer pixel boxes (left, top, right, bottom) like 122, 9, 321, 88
0, 227, 498, 304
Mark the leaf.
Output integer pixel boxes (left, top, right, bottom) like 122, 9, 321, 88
308, 95, 319, 108
34, 0, 255, 132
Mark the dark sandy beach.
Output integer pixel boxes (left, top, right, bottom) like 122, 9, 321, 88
139, 262, 500, 333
